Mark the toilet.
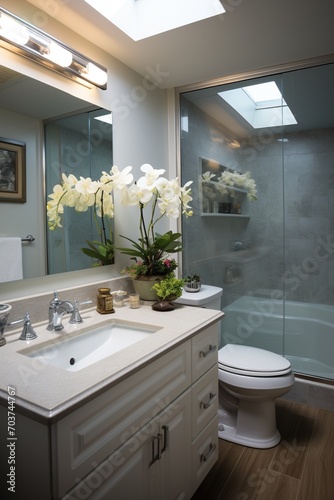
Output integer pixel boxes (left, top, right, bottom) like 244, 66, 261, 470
176, 285, 295, 449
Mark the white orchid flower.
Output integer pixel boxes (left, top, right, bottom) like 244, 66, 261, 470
111, 165, 133, 189
138, 163, 165, 190
75, 177, 99, 195
158, 199, 180, 219
156, 179, 177, 202
74, 193, 95, 211
202, 171, 216, 181
48, 183, 65, 204
123, 184, 153, 206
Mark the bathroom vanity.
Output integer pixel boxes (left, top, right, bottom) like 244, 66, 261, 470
0, 302, 223, 499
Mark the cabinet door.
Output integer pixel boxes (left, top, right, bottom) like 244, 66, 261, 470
63, 418, 158, 500
153, 389, 192, 500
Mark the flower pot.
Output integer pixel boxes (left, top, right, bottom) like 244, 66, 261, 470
152, 300, 175, 312
132, 275, 163, 301
184, 281, 201, 293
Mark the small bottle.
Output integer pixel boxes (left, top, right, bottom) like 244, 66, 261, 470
234, 203, 242, 214
113, 291, 126, 307
97, 288, 115, 314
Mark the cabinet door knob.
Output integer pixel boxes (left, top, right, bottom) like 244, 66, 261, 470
199, 344, 217, 358
200, 392, 217, 410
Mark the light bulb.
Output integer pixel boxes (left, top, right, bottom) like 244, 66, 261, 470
83, 62, 108, 86
0, 12, 29, 46
43, 41, 73, 67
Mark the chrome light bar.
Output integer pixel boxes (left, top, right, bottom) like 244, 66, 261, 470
0, 7, 107, 89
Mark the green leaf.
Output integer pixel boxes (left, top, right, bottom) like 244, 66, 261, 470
82, 240, 114, 265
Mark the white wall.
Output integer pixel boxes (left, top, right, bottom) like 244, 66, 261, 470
0, 0, 169, 300
0, 108, 46, 278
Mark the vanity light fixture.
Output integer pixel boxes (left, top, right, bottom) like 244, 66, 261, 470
0, 7, 107, 89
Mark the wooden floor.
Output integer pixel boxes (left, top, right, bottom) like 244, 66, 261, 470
191, 399, 334, 500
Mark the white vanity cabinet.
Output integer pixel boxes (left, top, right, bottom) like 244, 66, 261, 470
0, 319, 220, 500
59, 323, 218, 500
59, 323, 219, 499
54, 341, 192, 498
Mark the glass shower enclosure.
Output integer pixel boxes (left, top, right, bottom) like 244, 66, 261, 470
179, 59, 334, 381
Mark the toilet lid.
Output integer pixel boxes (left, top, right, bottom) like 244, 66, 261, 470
218, 344, 291, 376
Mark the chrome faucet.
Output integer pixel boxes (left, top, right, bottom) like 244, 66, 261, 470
47, 291, 74, 331
47, 292, 92, 331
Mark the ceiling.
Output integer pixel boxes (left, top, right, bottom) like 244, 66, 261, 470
1, 0, 334, 132
25, 0, 334, 90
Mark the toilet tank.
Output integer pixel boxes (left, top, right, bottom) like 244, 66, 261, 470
176, 285, 223, 310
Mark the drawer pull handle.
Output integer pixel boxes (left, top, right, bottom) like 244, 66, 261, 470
200, 392, 217, 410
200, 443, 216, 463
150, 434, 162, 467
199, 344, 217, 358
161, 425, 169, 454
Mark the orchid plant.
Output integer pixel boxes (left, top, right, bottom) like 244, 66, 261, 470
46, 163, 193, 271
119, 163, 193, 277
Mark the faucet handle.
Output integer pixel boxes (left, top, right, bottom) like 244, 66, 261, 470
69, 300, 92, 324
8, 313, 37, 341
19, 313, 38, 341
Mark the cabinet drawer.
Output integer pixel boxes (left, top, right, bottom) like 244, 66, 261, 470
191, 365, 218, 440
192, 323, 219, 382
191, 416, 218, 497
53, 340, 191, 497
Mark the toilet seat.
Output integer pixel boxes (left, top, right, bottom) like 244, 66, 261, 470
218, 344, 291, 377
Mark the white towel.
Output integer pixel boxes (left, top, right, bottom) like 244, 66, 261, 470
0, 237, 23, 282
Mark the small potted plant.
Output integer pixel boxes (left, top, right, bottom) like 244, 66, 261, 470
184, 274, 201, 293
151, 274, 185, 311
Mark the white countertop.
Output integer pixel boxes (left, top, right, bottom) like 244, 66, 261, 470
0, 303, 223, 423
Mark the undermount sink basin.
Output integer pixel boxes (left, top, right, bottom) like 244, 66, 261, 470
22, 322, 159, 372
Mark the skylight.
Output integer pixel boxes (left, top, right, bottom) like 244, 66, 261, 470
218, 82, 297, 129
83, 0, 225, 41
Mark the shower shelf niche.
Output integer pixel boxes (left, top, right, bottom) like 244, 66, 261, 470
201, 180, 250, 217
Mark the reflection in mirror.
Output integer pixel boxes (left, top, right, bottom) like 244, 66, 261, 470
45, 108, 113, 274
180, 60, 334, 381
0, 65, 113, 282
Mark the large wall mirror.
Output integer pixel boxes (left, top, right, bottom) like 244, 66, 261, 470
0, 65, 113, 283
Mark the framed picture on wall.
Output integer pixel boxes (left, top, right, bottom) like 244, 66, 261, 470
0, 138, 26, 203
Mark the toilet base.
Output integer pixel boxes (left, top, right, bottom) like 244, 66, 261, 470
217, 398, 282, 449
218, 421, 281, 449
